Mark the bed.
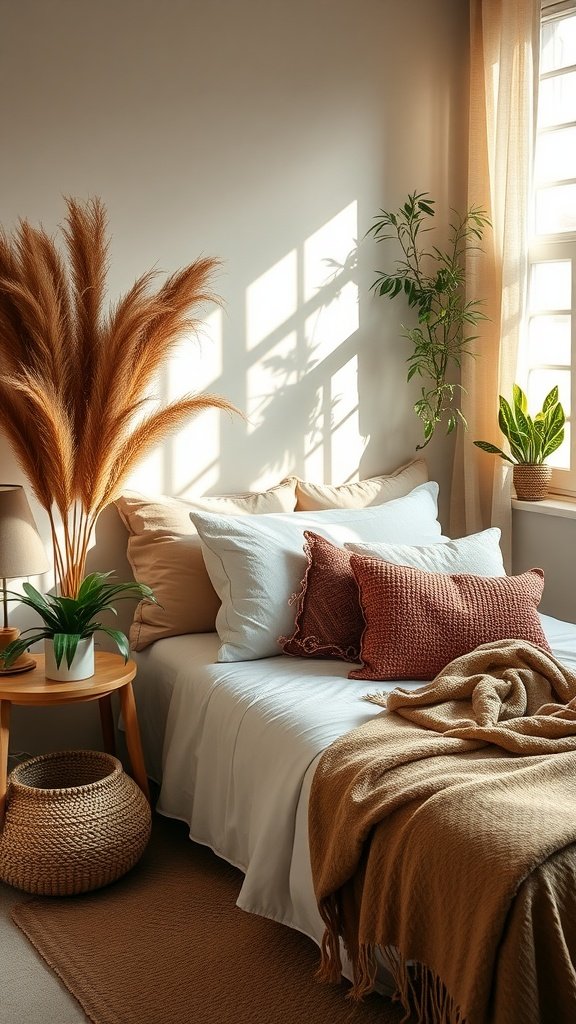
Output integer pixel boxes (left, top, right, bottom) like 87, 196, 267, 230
116, 468, 576, 1021
132, 615, 576, 1001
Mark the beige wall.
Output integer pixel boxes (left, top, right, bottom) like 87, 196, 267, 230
0, 0, 468, 752
513, 509, 576, 623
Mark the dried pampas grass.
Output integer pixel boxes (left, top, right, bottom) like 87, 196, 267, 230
0, 197, 237, 596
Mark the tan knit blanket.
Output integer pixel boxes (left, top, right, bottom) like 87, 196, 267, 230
309, 640, 576, 1024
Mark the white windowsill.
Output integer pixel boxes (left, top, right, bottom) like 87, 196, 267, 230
512, 496, 576, 519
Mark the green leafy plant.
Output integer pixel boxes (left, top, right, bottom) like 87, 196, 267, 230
368, 191, 491, 448
0, 572, 157, 670
474, 384, 565, 464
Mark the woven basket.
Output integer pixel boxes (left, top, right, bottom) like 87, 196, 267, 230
0, 750, 151, 895
513, 463, 552, 501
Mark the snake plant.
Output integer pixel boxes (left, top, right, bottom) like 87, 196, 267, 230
0, 571, 157, 670
474, 384, 565, 464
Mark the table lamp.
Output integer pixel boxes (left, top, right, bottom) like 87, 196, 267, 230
0, 484, 50, 673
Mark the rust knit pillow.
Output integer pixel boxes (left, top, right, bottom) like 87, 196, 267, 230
348, 557, 551, 681
280, 532, 364, 661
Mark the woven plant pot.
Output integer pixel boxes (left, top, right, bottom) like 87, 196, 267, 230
0, 750, 151, 895
513, 463, 552, 501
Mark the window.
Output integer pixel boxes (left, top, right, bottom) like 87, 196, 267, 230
524, 2, 576, 494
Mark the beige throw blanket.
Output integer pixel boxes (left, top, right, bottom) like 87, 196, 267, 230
309, 640, 576, 1024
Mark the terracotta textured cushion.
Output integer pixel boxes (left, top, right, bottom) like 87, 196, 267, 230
280, 532, 364, 662
115, 478, 298, 650
294, 459, 427, 511
349, 557, 551, 681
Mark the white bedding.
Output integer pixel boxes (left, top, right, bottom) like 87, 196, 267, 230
133, 613, 576, 962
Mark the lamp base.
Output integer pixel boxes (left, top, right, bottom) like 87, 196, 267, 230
0, 627, 36, 674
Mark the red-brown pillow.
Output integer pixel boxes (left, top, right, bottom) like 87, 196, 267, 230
348, 557, 551, 681
280, 532, 363, 661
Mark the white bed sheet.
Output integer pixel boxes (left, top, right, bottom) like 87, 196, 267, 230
133, 613, 576, 958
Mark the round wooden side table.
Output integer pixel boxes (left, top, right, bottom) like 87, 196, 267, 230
0, 652, 150, 828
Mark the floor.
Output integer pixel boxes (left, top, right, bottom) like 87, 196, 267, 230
0, 878, 87, 1024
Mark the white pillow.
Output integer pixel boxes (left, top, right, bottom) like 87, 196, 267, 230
345, 528, 505, 577
190, 481, 443, 662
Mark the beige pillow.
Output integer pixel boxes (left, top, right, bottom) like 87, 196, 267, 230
294, 458, 428, 510
115, 478, 298, 650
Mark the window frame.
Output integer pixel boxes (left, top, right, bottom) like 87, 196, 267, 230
525, 1, 576, 496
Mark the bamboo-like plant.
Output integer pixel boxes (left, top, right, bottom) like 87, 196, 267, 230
367, 191, 490, 448
0, 197, 237, 597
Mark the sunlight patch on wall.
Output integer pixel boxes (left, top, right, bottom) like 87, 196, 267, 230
124, 309, 224, 496
330, 356, 362, 481
168, 308, 223, 395
303, 201, 357, 301
304, 280, 359, 364
172, 409, 221, 496
303, 397, 326, 482
246, 251, 297, 350
243, 200, 361, 488
124, 447, 164, 495
247, 331, 297, 435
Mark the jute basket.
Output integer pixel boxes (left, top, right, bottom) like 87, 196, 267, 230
0, 750, 151, 895
513, 463, 552, 501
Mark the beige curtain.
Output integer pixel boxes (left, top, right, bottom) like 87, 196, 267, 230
450, 0, 540, 568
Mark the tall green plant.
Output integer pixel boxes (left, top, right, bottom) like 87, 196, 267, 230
367, 191, 490, 448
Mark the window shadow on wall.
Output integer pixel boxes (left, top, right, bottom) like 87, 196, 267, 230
125, 200, 364, 499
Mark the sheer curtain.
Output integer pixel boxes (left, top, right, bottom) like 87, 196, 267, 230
450, 0, 540, 567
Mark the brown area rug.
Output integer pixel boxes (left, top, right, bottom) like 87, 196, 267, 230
12, 814, 407, 1024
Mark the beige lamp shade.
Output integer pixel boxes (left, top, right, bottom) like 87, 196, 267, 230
0, 485, 49, 673
0, 485, 49, 579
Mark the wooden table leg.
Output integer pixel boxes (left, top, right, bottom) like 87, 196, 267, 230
119, 681, 150, 803
0, 700, 11, 830
99, 693, 117, 755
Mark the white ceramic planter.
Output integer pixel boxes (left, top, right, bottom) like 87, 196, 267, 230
44, 637, 95, 681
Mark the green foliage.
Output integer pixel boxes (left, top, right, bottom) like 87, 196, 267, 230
367, 191, 490, 449
0, 572, 157, 670
474, 384, 565, 465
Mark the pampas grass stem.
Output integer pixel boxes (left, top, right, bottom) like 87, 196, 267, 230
0, 197, 237, 596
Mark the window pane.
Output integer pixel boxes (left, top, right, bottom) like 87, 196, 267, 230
530, 261, 571, 310
527, 367, 571, 416
528, 314, 572, 365
538, 70, 576, 128
541, 14, 576, 74
536, 183, 576, 234
535, 126, 576, 182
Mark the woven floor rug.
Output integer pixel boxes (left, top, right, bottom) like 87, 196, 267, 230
11, 814, 407, 1024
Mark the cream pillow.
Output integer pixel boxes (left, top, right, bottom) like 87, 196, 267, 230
345, 529, 506, 577
190, 481, 444, 662
294, 458, 427, 510
115, 478, 298, 650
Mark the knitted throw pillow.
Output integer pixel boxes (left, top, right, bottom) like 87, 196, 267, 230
349, 557, 551, 681
280, 532, 364, 661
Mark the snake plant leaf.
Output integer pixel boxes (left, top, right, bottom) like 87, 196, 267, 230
542, 385, 559, 414
542, 430, 565, 459
53, 632, 83, 669
513, 384, 528, 414
95, 627, 130, 663
76, 571, 115, 602
17, 585, 63, 631
473, 440, 514, 462
0, 631, 54, 668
